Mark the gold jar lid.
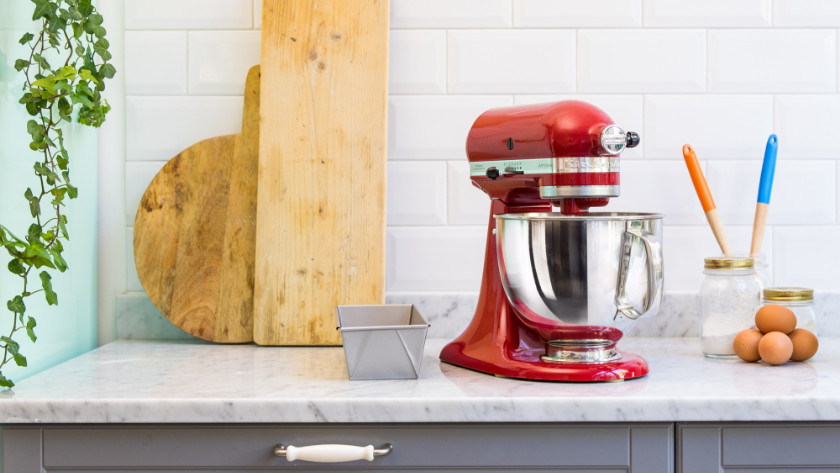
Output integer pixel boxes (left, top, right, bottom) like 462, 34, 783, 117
704, 256, 754, 270
764, 287, 814, 302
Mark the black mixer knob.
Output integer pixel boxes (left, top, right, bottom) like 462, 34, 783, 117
486, 167, 500, 180
626, 131, 640, 148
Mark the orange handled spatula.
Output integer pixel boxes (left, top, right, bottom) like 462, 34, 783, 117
683, 144, 732, 255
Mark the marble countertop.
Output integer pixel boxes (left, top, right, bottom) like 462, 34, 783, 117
0, 337, 836, 424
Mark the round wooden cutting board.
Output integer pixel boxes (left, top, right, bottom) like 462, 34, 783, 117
133, 66, 260, 343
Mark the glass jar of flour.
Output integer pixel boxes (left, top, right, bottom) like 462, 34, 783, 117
700, 256, 762, 358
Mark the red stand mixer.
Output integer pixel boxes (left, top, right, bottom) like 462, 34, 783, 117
440, 101, 664, 382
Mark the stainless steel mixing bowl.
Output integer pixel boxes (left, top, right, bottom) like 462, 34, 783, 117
496, 212, 664, 340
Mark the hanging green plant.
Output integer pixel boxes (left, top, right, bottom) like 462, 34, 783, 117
0, 0, 114, 387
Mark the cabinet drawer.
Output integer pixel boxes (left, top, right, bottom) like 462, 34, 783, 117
679, 422, 840, 472
31, 423, 673, 471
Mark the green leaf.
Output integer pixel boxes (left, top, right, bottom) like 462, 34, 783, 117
70, 91, 93, 108
58, 216, 69, 239
31, 0, 58, 20
24, 188, 40, 218
13, 59, 28, 72
67, 184, 78, 199
7, 259, 25, 275
55, 66, 76, 81
34, 162, 59, 182
7, 296, 25, 315
78, 68, 97, 84
39, 271, 57, 305
18, 32, 34, 44
48, 248, 67, 272
0, 373, 14, 389
26, 317, 37, 343
27, 119, 44, 142
12, 354, 27, 368
26, 223, 42, 243
78, 0, 93, 16
31, 256, 55, 270
93, 37, 111, 61
32, 53, 50, 70
82, 13, 101, 34
0, 225, 26, 247
1, 336, 20, 355
99, 63, 116, 79
31, 76, 56, 94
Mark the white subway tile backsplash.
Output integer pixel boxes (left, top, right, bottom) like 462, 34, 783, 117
513, 95, 643, 158
188, 31, 260, 95
388, 96, 513, 159
513, 0, 642, 27
602, 160, 707, 225
386, 227, 486, 291
387, 161, 448, 226
644, 0, 770, 27
125, 0, 253, 30
770, 161, 836, 225
578, 30, 705, 93
663, 226, 773, 291
448, 161, 490, 225
125, 161, 167, 226
389, 30, 447, 94
774, 0, 840, 27
707, 161, 837, 226
775, 227, 840, 291
448, 30, 576, 94
644, 95, 773, 159
115, 0, 840, 322
126, 96, 244, 161
775, 95, 840, 159
126, 228, 142, 293
125, 32, 187, 95
391, 0, 511, 28
709, 30, 836, 93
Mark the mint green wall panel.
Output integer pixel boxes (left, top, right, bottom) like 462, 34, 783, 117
0, 2, 98, 384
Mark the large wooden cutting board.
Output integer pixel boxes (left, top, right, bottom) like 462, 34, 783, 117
133, 65, 261, 343
255, 0, 388, 345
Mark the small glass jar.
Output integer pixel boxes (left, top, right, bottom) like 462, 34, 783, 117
752, 253, 771, 290
700, 256, 762, 358
763, 287, 817, 334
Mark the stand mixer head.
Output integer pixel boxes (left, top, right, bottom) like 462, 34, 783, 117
440, 101, 663, 382
465, 100, 639, 214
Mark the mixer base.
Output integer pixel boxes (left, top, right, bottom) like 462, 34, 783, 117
440, 341, 648, 382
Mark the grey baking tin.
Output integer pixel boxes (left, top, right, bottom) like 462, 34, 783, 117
336, 304, 430, 380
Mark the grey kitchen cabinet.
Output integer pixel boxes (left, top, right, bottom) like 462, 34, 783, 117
1, 423, 674, 472
678, 423, 840, 472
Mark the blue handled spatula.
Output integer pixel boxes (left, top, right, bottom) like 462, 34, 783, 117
750, 134, 778, 256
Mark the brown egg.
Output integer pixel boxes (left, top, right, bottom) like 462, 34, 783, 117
758, 331, 794, 365
733, 329, 764, 362
789, 328, 819, 362
755, 304, 797, 334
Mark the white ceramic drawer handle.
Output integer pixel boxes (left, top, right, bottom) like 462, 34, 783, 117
274, 443, 393, 463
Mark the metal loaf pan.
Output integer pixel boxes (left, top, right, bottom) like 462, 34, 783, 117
336, 304, 430, 380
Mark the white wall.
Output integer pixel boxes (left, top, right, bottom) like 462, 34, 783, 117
112, 0, 840, 341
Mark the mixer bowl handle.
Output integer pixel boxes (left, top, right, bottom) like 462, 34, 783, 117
614, 229, 664, 320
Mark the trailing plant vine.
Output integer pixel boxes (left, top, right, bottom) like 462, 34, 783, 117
0, 0, 114, 387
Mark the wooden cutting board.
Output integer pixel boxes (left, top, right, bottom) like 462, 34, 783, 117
133, 65, 261, 343
255, 0, 388, 345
